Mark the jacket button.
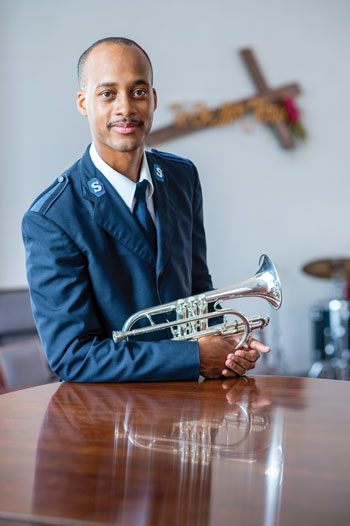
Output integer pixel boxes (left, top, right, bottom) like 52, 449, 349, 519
57, 175, 65, 183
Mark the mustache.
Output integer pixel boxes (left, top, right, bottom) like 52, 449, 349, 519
107, 118, 143, 128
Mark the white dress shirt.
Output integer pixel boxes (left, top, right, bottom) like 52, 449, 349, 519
89, 143, 156, 224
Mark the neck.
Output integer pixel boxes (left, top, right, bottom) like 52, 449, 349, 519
94, 143, 144, 183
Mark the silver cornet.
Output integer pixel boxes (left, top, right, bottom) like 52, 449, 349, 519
112, 254, 282, 349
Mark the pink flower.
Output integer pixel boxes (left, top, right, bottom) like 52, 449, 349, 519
284, 97, 300, 123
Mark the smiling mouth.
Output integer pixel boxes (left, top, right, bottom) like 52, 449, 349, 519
108, 120, 142, 135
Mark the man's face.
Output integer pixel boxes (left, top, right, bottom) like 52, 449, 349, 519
77, 43, 157, 158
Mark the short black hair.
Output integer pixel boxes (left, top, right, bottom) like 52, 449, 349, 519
77, 37, 153, 90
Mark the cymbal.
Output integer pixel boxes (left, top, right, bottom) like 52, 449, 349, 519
302, 258, 350, 280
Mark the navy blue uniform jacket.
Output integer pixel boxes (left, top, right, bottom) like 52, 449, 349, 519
22, 147, 213, 382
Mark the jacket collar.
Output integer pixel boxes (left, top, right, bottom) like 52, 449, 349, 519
146, 151, 176, 275
79, 146, 175, 274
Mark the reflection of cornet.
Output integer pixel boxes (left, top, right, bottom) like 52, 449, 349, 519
116, 405, 270, 466
113, 255, 282, 349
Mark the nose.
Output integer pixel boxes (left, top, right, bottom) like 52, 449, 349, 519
113, 91, 135, 117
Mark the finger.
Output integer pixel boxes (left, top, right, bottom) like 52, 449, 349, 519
235, 349, 260, 364
226, 354, 255, 371
226, 350, 259, 365
249, 339, 270, 353
224, 336, 270, 354
223, 359, 247, 376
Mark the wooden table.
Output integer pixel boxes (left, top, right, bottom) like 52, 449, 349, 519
0, 376, 349, 526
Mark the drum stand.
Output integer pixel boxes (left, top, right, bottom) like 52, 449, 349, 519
303, 258, 350, 381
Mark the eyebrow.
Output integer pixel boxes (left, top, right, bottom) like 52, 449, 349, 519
95, 79, 151, 91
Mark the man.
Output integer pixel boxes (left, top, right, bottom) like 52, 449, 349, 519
22, 37, 269, 382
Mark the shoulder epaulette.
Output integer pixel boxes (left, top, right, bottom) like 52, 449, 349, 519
150, 148, 194, 167
30, 174, 69, 215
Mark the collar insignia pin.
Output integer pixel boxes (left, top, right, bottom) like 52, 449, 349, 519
88, 178, 106, 197
154, 164, 164, 182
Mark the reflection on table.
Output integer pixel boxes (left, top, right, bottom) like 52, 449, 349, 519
0, 376, 349, 526
32, 378, 276, 525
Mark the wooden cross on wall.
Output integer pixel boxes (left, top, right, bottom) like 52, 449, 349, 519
240, 49, 300, 148
147, 48, 301, 150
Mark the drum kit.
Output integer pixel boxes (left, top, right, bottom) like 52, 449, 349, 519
303, 258, 350, 380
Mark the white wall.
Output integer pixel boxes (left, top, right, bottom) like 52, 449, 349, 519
1, 0, 349, 374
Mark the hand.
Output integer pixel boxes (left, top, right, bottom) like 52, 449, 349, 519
198, 335, 242, 379
221, 336, 270, 377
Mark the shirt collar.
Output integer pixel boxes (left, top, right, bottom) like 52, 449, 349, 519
89, 143, 154, 212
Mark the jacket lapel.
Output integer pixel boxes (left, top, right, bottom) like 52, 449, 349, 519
146, 152, 176, 276
79, 147, 157, 268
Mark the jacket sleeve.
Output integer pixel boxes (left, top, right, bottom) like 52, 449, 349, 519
22, 211, 200, 383
191, 165, 213, 295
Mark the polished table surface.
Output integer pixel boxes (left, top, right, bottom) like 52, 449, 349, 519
0, 376, 349, 526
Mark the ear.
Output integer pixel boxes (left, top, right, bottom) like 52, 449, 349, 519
152, 88, 158, 111
77, 91, 88, 116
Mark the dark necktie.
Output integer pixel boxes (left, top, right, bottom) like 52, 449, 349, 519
133, 179, 157, 251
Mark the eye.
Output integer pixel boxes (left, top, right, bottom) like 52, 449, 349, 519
101, 91, 114, 99
133, 89, 147, 98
